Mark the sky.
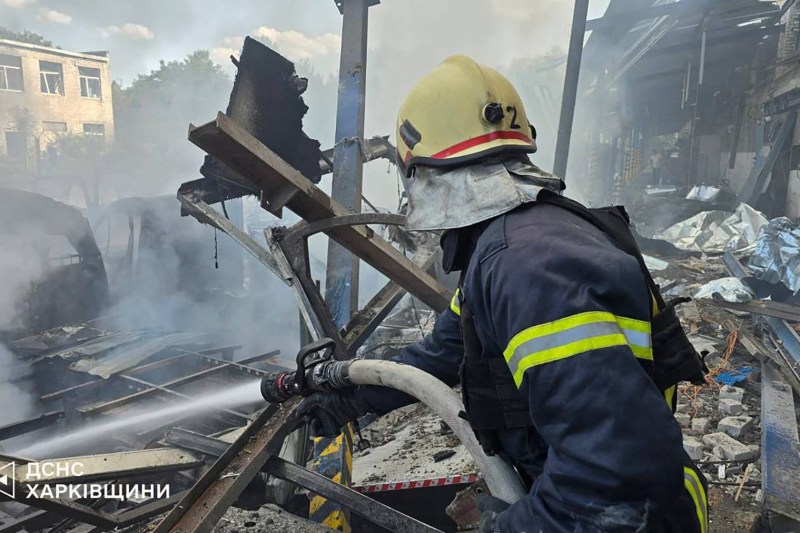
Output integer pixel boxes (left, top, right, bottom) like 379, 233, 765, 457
1, 0, 611, 84
0, 0, 613, 205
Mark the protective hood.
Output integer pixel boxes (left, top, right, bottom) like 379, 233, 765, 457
405, 157, 565, 231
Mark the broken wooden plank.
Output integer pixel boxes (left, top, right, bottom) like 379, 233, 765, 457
712, 299, 800, 323
187, 112, 449, 313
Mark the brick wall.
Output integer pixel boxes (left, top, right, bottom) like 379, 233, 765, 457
778, 5, 800, 76
0, 39, 114, 169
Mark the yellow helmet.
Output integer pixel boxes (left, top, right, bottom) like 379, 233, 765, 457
396, 55, 537, 177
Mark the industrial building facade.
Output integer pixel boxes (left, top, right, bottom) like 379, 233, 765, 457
0, 38, 114, 177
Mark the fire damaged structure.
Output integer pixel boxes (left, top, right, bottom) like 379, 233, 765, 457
574, 0, 795, 216
3, 1, 800, 532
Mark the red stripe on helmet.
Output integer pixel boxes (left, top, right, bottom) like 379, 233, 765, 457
431, 131, 532, 159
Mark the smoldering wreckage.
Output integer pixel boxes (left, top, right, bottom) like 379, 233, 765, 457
3, 1, 800, 532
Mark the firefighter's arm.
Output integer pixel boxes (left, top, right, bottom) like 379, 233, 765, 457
354, 298, 464, 416
474, 243, 685, 531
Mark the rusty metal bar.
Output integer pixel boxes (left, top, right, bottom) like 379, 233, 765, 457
187, 112, 449, 312
266, 456, 441, 533
0, 411, 64, 441
162, 430, 439, 532
152, 403, 293, 533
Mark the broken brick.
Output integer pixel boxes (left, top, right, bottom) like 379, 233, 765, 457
702, 432, 758, 461
719, 398, 745, 416
683, 436, 704, 461
691, 417, 710, 433
674, 413, 691, 428
718, 416, 755, 438
719, 385, 745, 402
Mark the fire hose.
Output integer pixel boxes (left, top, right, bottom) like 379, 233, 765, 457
261, 338, 527, 504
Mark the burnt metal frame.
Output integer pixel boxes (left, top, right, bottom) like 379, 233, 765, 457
152, 404, 290, 533
158, 197, 444, 532
162, 428, 441, 532
186, 112, 449, 312
0, 411, 65, 442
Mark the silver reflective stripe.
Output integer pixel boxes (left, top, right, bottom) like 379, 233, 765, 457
684, 469, 708, 532
506, 321, 622, 376
621, 328, 651, 348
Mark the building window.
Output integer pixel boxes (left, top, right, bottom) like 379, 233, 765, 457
79, 67, 102, 98
0, 54, 23, 92
42, 121, 68, 133
5, 132, 27, 160
39, 61, 64, 95
83, 123, 105, 136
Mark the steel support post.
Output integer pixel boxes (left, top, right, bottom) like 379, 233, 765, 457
552, 0, 590, 179
322, 3, 373, 526
325, 0, 372, 326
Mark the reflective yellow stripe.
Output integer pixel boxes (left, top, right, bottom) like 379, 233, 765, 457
503, 311, 652, 388
450, 288, 461, 316
664, 385, 676, 409
684, 466, 708, 533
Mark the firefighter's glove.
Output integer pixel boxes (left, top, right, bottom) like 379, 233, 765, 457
296, 391, 368, 438
476, 493, 510, 533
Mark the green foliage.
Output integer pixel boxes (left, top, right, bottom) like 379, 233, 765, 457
108, 50, 232, 197
0, 27, 56, 48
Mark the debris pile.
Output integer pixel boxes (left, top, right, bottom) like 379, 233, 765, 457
633, 204, 800, 531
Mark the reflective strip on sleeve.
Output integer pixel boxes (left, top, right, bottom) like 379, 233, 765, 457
684, 466, 708, 533
450, 288, 461, 316
502, 311, 652, 388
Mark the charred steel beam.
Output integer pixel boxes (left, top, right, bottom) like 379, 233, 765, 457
151, 403, 293, 533
271, 213, 408, 357
273, 227, 345, 355
0, 411, 64, 441
266, 456, 440, 533
187, 112, 449, 313
162, 431, 440, 532
264, 228, 328, 342
163, 428, 230, 457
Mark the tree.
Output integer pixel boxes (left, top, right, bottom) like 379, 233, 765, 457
0, 27, 56, 48
106, 51, 232, 199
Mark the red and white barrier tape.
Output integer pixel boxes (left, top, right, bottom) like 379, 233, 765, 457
353, 473, 480, 493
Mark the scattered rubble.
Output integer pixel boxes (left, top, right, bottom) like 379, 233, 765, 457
214, 504, 334, 533
718, 416, 755, 439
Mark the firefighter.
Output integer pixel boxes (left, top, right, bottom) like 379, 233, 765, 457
296, 55, 708, 532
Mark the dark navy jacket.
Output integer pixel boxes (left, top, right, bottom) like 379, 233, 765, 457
356, 202, 687, 531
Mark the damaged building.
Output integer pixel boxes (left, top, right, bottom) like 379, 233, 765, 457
0, 38, 113, 188
1, 1, 800, 532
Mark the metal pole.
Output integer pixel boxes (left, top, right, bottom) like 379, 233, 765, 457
553, 0, 590, 179
325, 0, 372, 328
314, 2, 376, 531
